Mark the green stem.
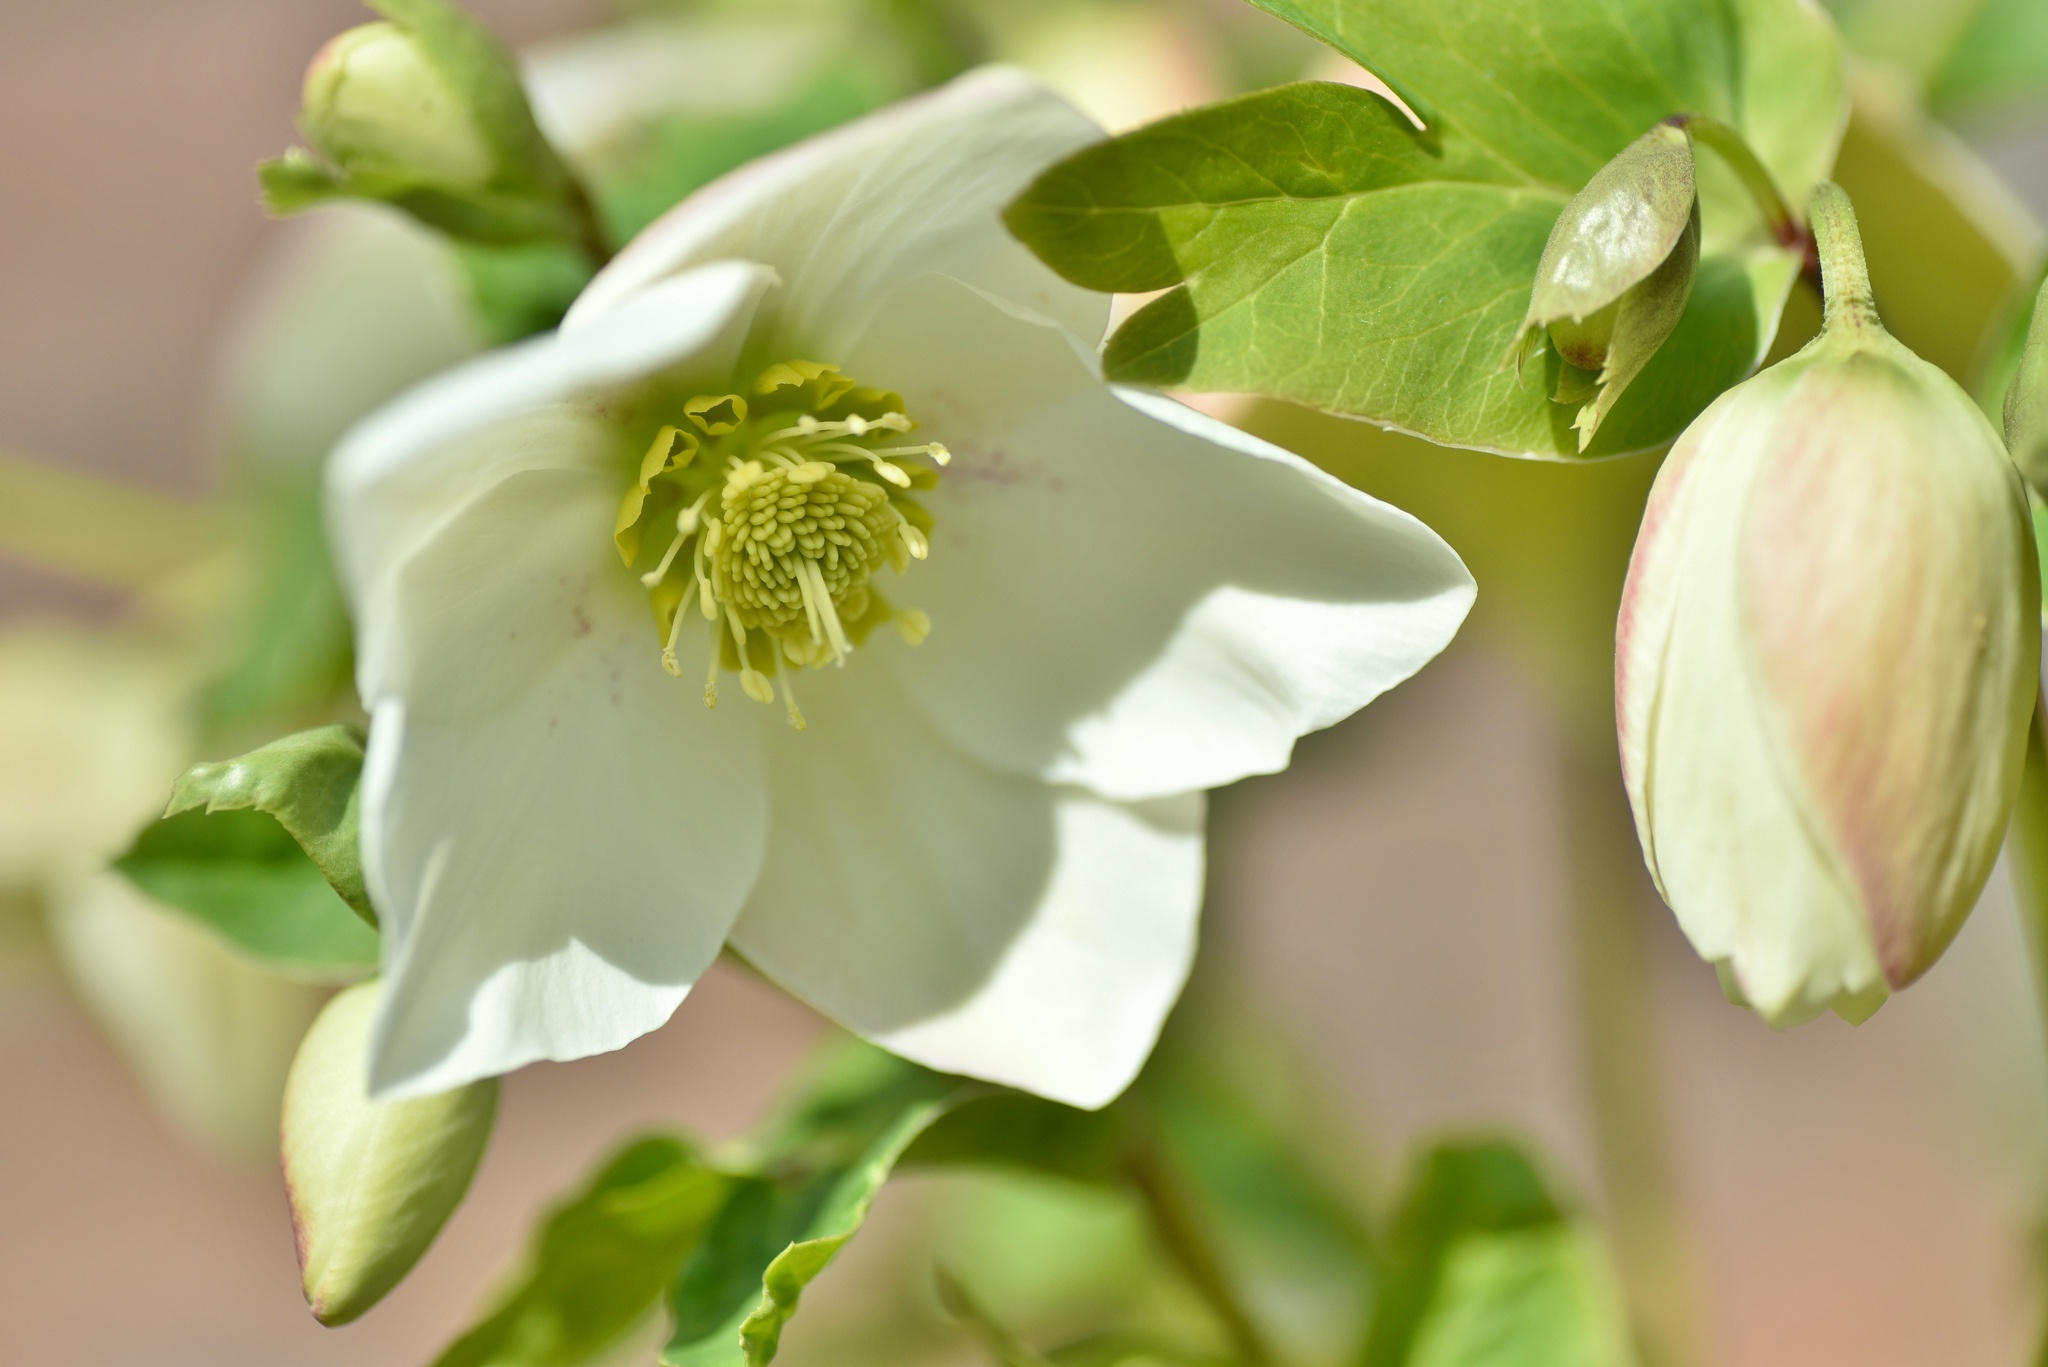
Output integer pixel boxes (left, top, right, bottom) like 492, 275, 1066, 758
2007, 697, 2048, 1070
1805, 181, 1880, 334
2005, 698, 2048, 1365
1562, 735, 1703, 1367
1676, 114, 1800, 251
1125, 1141, 1272, 1366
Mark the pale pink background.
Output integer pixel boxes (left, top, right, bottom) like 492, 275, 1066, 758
3, 4, 2046, 1365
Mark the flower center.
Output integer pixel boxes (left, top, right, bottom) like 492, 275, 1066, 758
612, 360, 944, 730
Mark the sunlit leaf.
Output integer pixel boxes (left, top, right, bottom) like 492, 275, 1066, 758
433, 1137, 729, 1367
162, 724, 373, 921
1360, 1142, 1632, 1367
115, 809, 377, 980
666, 1046, 972, 1366
1929, 0, 2048, 120
1008, 0, 1843, 458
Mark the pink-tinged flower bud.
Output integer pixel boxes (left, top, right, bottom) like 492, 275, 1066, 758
1616, 183, 2039, 1026
283, 980, 498, 1325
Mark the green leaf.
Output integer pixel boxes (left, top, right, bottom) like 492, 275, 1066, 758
666, 1046, 973, 1366
116, 726, 377, 976
903, 1091, 1126, 1184
432, 1136, 730, 1367
1404, 1224, 1635, 1367
163, 724, 374, 923
1140, 1044, 1377, 1365
1008, 0, 1844, 458
1928, 0, 2048, 119
1360, 1141, 1634, 1367
115, 809, 377, 979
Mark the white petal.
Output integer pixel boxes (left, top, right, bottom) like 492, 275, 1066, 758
328, 261, 772, 700
725, 661, 1203, 1109
870, 791, 1204, 1109
361, 466, 766, 1098
845, 273, 1475, 801
564, 67, 1109, 357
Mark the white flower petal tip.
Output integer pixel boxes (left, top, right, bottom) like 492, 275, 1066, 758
563, 65, 1110, 352
868, 791, 1207, 1110
368, 939, 694, 1101
724, 660, 1205, 1111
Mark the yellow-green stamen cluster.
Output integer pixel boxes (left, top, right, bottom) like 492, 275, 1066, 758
612, 360, 944, 730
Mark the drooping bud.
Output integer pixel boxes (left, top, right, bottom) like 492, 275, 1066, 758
1506, 120, 1700, 451
283, 980, 498, 1326
1616, 182, 2039, 1027
2003, 271, 2048, 496
301, 22, 496, 191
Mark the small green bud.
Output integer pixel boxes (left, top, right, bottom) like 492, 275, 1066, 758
283, 980, 498, 1326
1506, 120, 1700, 451
1618, 184, 2038, 1027
2003, 272, 2048, 496
301, 22, 496, 191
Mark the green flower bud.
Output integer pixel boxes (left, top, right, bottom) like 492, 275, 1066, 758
1507, 120, 1700, 451
301, 22, 496, 191
2003, 271, 2048, 496
283, 980, 498, 1326
1617, 184, 2039, 1027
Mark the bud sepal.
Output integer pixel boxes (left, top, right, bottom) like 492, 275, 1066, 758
1507, 120, 1701, 451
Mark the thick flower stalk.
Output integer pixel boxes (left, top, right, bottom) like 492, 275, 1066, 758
329, 69, 1474, 1108
1616, 183, 2039, 1026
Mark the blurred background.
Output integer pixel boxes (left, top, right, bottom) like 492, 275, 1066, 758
6, 1, 2048, 1365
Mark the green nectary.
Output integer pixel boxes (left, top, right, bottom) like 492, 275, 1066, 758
612, 360, 945, 730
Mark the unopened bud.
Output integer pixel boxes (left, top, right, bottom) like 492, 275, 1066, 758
1617, 183, 2038, 1026
2004, 272, 2048, 496
1507, 121, 1699, 451
283, 980, 498, 1326
301, 23, 495, 191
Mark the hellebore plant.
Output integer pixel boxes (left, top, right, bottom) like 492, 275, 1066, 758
1616, 184, 2039, 1026
327, 68, 1476, 1109
113, 0, 2048, 1360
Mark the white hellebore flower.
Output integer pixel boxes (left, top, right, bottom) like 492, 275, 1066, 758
329, 68, 1475, 1108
